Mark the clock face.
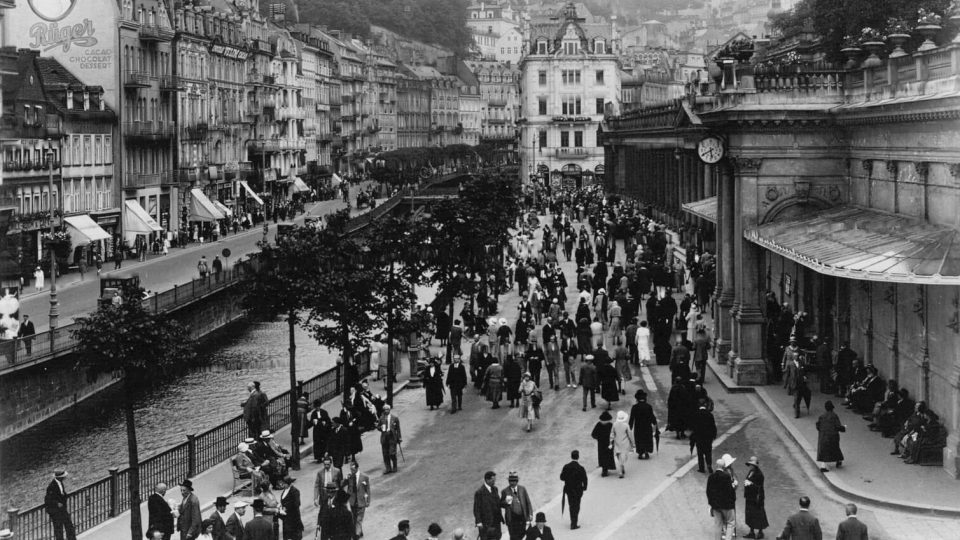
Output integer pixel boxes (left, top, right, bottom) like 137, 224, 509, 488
697, 137, 724, 164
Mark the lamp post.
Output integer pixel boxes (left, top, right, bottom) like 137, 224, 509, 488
46, 150, 59, 331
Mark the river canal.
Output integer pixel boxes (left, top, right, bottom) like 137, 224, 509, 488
0, 320, 342, 512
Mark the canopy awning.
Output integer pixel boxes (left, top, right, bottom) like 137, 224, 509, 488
190, 188, 225, 222
747, 206, 960, 284
64, 214, 111, 243
239, 181, 264, 206
681, 196, 717, 224
292, 177, 310, 193
123, 200, 163, 234
212, 200, 233, 217
331, 173, 343, 186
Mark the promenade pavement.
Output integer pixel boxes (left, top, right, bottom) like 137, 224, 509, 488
79, 205, 960, 540
16, 185, 370, 334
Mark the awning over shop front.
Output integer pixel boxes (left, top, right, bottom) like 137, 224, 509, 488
212, 200, 233, 217
681, 196, 717, 224
123, 200, 163, 234
190, 188, 225, 222
331, 173, 343, 186
239, 181, 265, 206
746, 206, 960, 284
292, 177, 310, 193
64, 214, 111, 243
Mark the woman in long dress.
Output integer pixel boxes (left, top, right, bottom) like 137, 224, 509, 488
628, 390, 657, 459
609, 410, 634, 478
590, 411, 616, 476
816, 400, 845, 471
743, 456, 769, 539
518, 373, 539, 432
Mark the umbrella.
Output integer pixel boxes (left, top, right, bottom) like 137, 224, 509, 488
655, 428, 661, 453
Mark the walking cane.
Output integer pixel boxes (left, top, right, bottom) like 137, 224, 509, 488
398, 440, 406, 463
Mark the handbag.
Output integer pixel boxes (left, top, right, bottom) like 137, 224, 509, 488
531, 389, 543, 407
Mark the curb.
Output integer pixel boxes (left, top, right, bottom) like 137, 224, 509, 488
706, 359, 960, 518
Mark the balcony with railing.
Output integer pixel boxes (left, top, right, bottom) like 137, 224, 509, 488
554, 147, 592, 158
123, 70, 151, 89
159, 75, 183, 92
180, 122, 209, 141
139, 24, 174, 41
123, 121, 174, 142
249, 139, 283, 152
277, 106, 305, 120
123, 172, 162, 189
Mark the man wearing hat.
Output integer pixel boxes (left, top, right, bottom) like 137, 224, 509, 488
44, 468, 76, 540
389, 519, 411, 540
446, 355, 468, 413
378, 404, 402, 473
244, 499, 273, 540
209, 496, 232, 540
578, 355, 598, 411
560, 450, 587, 530
500, 472, 533, 540
177, 479, 202, 540
226, 501, 248, 540
524, 512, 555, 540
148, 483, 174, 540
706, 459, 737, 540
689, 400, 718, 473
278, 476, 303, 540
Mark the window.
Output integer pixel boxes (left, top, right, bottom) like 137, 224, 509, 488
574, 131, 583, 147
537, 130, 546, 148
596, 98, 605, 114
538, 97, 547, 115
538, 70, 546, 86
563, 41, 578, 55
536, 40, 547, 54
594, 40, 605, 54
560, 131, 569, 147
561, 70, 581, 85
561, 97, 581, 115
596, 70, 604, 84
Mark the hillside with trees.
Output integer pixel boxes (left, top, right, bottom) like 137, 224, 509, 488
296, 0, 473, 53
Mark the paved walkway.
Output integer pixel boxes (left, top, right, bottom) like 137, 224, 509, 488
708, 356, 960, 515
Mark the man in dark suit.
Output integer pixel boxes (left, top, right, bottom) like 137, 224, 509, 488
389, 519, 411, 540
523, 512, 555, 540
689, 401, 718, 473
835, 503, 868, 540
777, 496, 822, 540
313, 455, 344, 509
209, 496, 234, 540
706, 460, 736, 540
500, 472, 533, 540
18, 314, 35, 354
147, 482, 174, 540
344, 460, 371, 538
378, 404, 402, 473
278, 476, 303, 540
446, 355, 468, 413
44, 468, 76, 540
473, 471, 504, 540
559, 450, 588, 529
578, 355, 598, 411
243, 499, 274, 540
177, 479, 202, 540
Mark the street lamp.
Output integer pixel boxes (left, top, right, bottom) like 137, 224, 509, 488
46, 149, 59, 330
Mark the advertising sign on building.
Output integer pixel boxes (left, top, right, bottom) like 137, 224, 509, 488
8, 0, 120, 108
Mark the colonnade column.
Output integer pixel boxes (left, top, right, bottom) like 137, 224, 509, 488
714, 159, 735, 363
730, 158, 767, 383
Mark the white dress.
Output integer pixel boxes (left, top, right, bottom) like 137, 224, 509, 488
636, 326, 652, 361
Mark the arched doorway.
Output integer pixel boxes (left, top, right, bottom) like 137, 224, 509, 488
561, 163, 582, 188
594, 164, 605, 186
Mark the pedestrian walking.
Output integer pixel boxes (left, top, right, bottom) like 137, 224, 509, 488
198, 256, 210, 278
692, 327, 712, 383
524, 512, 555, 540
308, 402, 332, 462
343, 461, 370, 539
33, 266, 44, 291
113, 249, 123, 269
559, 449, 587, 530
505, 355, 523, 408
579, 355, 598, 411
612, 337, 631, 393
473, 471, 504, 540
483, 359, 504, 408
277, 476, 302, 540
449, 319, 464, 359
446, 355, 468, 413
423, 358, 444, 410
243, 499, 272, 540
609, 410, 634, 478
561, 335, 579, 387
518, 373, 540, 432
667, 376, 693, 439
690, 400, 718, 473
177, 479, 202, 540
500, 472, 533, 540
628, 390, 657, 460
706, 460, 737, 540
378, 404, 401, 473
816, 400, 845, 472
743, 456, 769, 539
635, 320, 652, 366
596, 358, 619, 410
776, 496, 822, 540
44, 469, 77, 540
147, 483, 174, 540
544, 335, 561, 390
591, 410, 616, 476
225, 501, 247, 540
18, 314, 35, 355
212, 256, 223, 281
835, 503, 868, 540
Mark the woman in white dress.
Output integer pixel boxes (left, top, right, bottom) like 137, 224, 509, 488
518, 373, 539, 432
609, 410, 634, 478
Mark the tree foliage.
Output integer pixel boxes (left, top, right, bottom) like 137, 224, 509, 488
771, 0, 952, 60
297, 0, 473, 54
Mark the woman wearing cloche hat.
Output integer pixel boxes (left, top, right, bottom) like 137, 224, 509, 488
743, 456, 769, 539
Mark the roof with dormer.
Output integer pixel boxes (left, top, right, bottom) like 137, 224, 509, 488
527, 2, 612, 50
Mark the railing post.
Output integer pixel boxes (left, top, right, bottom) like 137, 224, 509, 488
6, 507, 19, 535
153, 291, 159, 313
192, 277, 196, 299
173, 284, 178, 304
334, 364, 341, 397
187, 434, 197, 478
108, 467, 119, 517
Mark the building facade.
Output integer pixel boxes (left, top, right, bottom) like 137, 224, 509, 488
519, 2, 620, 187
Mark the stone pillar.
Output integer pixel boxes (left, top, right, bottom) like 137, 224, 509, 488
945, 365, 960, 478
714, 160, 736, 363
730, 156, 767, 384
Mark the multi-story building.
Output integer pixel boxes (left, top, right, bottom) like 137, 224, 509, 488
396, 65, 431, 149
404, 65, 460, 148
290, 26, 335, 183
519, 2, 620, 187
457, 73, 481, 147
465, 0, 524, 64
329, 34, 365, 174
365, 46, 398, 154
466, 60, 520, 157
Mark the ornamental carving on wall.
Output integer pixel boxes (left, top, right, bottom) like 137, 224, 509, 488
914, 162, 929, 183
765, 187, 780, 202
861, 159, 873, 175
949, 163, 960, 179
886, 160, 898, 177
731, 156, 762, 174
913, 286, 925, 321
